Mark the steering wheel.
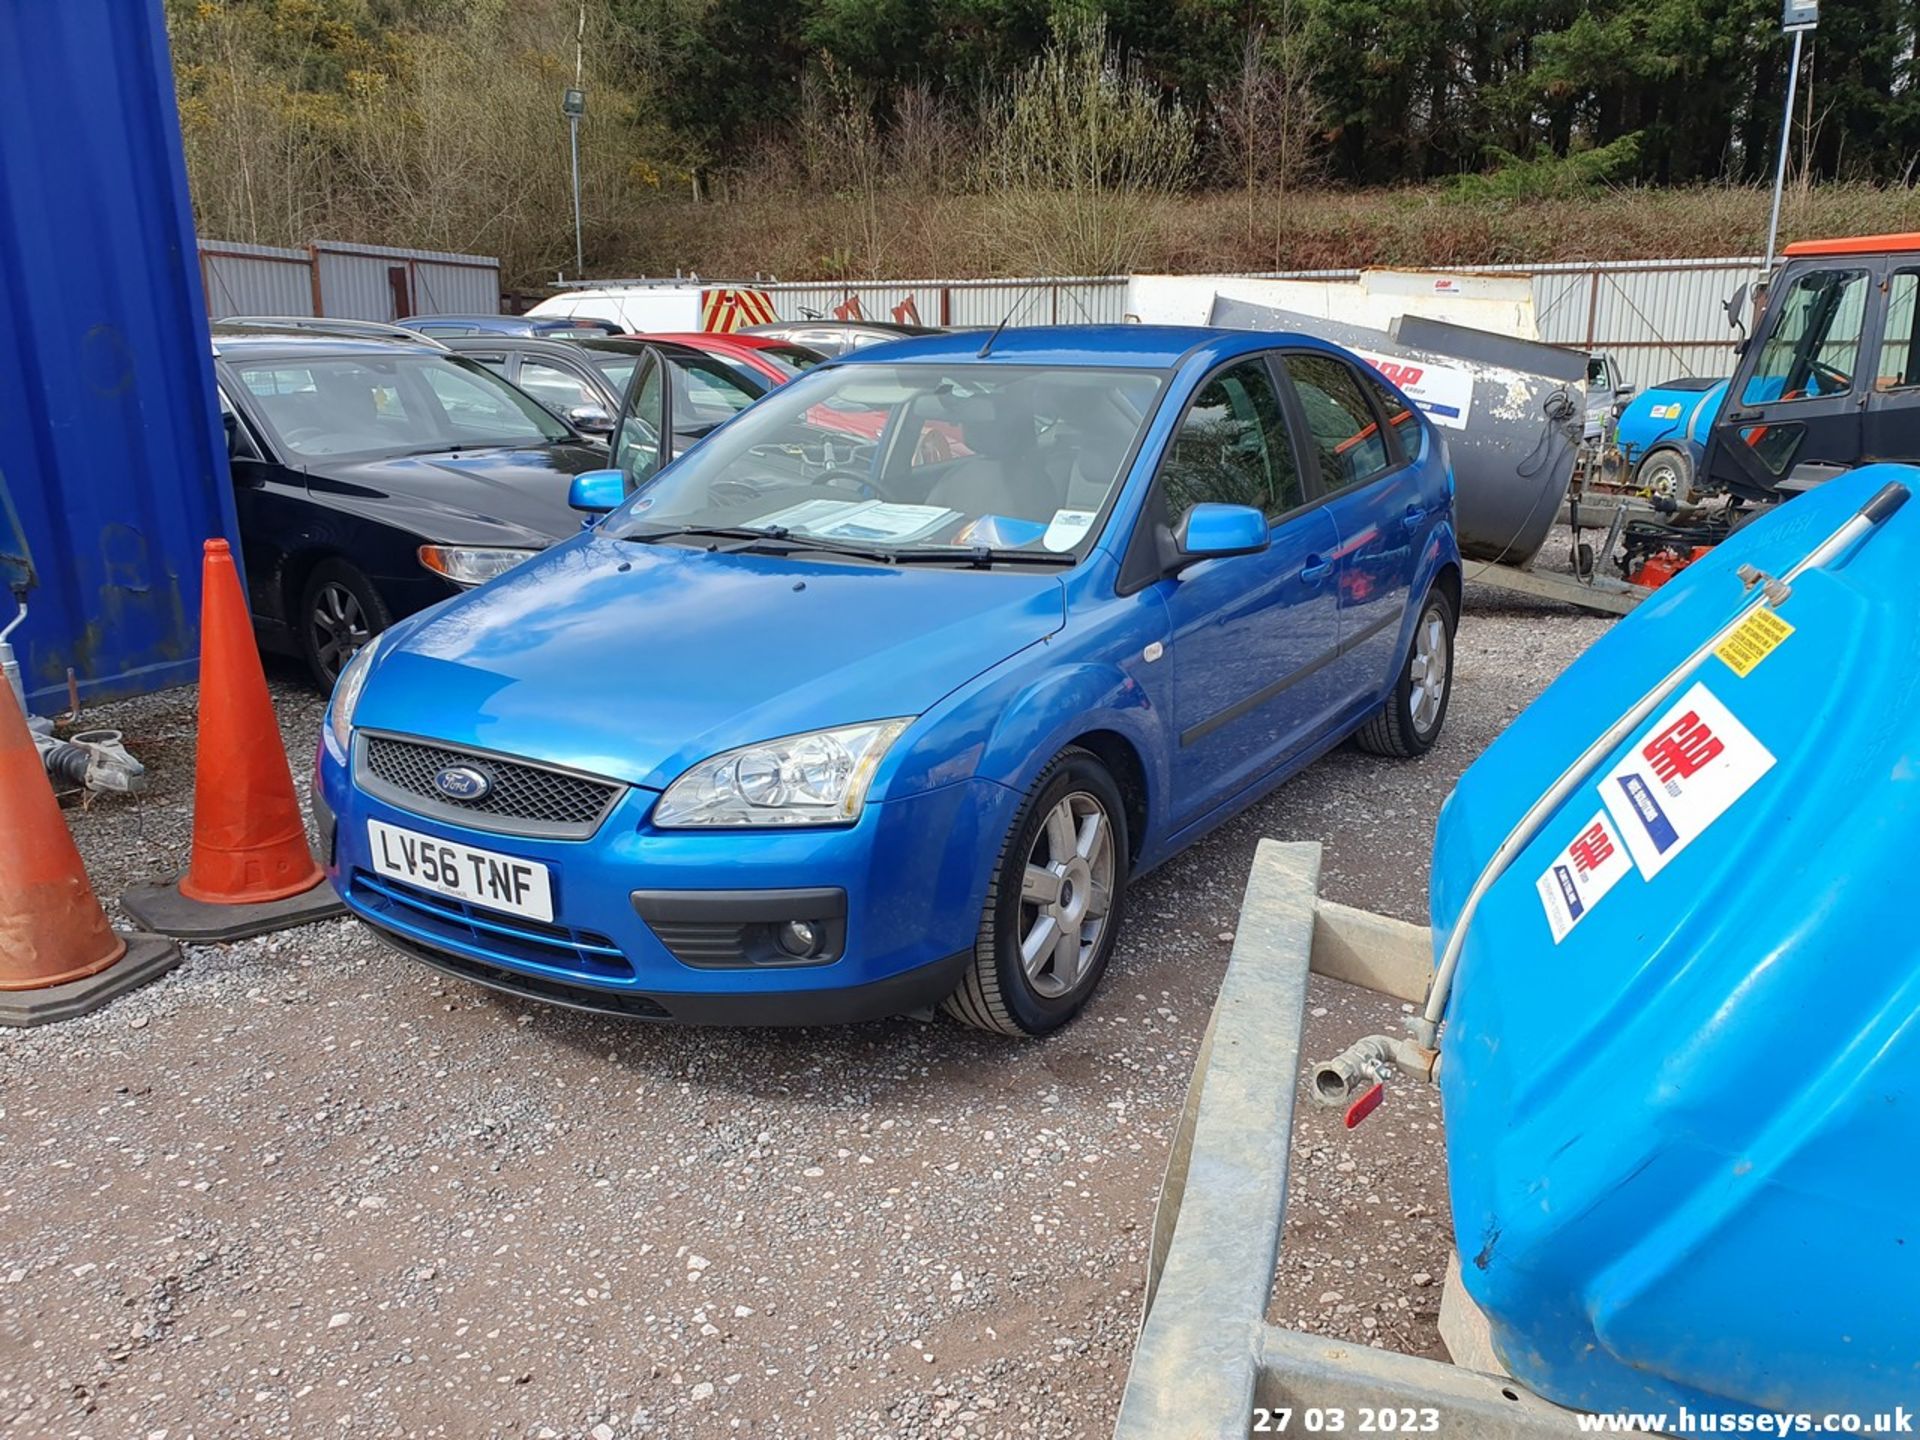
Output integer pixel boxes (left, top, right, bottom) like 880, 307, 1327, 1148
280, 426, 331, 447
1807, 357, 1852, 394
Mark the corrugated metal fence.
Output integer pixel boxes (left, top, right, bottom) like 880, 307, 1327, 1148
760, 258, 1761, 384
760, 276, 1131, 329
197, 238, 500, 321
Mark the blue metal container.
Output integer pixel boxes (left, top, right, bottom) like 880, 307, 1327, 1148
0, 0, 233, 708
1433, 465, 1920, 1417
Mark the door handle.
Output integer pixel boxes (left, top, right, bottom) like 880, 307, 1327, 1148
1727, 406, 1763, 423
1301, 556, 1332, 584
1401, 505, 1424, 530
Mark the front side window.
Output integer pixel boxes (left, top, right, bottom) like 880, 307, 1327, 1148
1284, 354, 1391, 490
1160, 359, 1303, 520
234, 354, 568, 459
1740, 267, 1868, 405
604, 362, 1165, 559
518, 359, 600, 415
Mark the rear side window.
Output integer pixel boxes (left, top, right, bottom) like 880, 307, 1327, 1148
1877, 271, 1920, 392
1358, 370, 1416, 456
1160, 358, 1305, 520
1283, 354, 1391, 490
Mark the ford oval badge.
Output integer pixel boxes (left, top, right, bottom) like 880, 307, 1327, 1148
432, 764, 492, 802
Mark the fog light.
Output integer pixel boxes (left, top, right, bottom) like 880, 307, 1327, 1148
778, 919, 820, 958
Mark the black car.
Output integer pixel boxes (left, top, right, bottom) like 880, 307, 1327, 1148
213, 326, 612, 689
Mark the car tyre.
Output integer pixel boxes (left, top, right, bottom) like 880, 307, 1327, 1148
943, 747, 1129, 1038
1355, 587, 1455, 758
299, 559, 391, 692
1635, 446, 1695, 506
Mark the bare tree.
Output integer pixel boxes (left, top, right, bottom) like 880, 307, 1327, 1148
1212, 15, 1322, 252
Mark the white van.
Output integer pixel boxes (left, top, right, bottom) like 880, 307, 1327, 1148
526, 283, 777, 335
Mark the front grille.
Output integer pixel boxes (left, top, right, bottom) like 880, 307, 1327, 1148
356, 733, 623, 838
351, 868, 634, 983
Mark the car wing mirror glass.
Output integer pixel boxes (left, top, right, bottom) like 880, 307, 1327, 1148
1174, 502, 1269, 568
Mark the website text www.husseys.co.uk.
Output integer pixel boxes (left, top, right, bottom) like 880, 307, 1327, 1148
1576, 1406, 1915, 1435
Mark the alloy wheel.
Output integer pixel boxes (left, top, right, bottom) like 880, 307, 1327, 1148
310, 582, 370, 683
1017, 790, 1116, 999
1409, 605, 1450, 736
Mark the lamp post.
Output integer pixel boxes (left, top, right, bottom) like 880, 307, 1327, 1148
1764, 0, 1818, 266
560, 85, 583, 278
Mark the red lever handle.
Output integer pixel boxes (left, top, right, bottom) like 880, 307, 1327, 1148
1344, 1081, 1385, 1129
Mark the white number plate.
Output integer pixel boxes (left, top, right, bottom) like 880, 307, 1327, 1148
367, 819, 554, 923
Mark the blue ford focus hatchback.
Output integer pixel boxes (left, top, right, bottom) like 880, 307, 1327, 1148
315, 326, 1460, 1035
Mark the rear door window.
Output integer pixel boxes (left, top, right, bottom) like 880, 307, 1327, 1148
1282, 354, 1392, 489
1876, 271, 1920, 392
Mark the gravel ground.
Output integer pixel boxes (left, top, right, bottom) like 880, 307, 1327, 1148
0, 567, 1611, 1440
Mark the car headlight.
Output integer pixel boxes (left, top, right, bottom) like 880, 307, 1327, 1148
326, 640, 380, 758
418, 545, 538, 587
653, 719, 914, 828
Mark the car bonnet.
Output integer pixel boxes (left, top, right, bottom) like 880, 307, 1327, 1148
350, 532, 1069, 792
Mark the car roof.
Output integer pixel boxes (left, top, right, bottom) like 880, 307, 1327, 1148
829, 323, 1319, 370
209, 325, 452, 359
438, 334, 712, 362
1783, 231, 1920, 258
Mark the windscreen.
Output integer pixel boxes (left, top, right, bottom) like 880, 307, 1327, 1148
606, 362, 1164, 557
234, 354, 569, 458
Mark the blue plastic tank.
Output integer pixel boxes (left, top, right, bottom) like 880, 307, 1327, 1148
1432, 465, 1920, 1417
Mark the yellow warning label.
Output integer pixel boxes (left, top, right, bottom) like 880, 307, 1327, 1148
1715, 608, 1794, 678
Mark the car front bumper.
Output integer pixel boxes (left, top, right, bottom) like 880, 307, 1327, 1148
316, 734, 1014, 1024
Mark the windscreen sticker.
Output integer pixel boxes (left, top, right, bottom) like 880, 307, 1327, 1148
1042, 509, 1098, 551
754, 498, 958, 545
1714, 608, 1794, 678
1535, 811, 1632, 943
1600, 682, 1775, 879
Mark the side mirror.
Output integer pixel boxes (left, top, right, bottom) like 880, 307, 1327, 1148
567, 468, 626, 514
1174, 502, 1268, 567
1724, 283, 1749, 344
568, 404, 613, 435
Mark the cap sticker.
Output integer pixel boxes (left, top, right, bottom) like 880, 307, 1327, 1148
1535, 810, 1633, 943
1600, 681, 1775, 879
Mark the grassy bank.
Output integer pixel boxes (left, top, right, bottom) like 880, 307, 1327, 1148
588, 183, 1920, 286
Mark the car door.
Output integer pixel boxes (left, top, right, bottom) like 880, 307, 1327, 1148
605, 347, 672, 490
1864, 264, 1920, 462
1143, 355, 1342, 828
1278, 350, 1423, 715
216, 375, 328, 634
513, 351, 616, 434
1704, 262, 1874, 496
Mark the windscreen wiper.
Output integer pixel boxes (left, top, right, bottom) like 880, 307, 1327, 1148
617, 523, 794, 545
617, 524, 890, 564
882, 545, 1077, 569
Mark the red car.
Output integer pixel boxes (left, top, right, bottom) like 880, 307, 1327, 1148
628, 331, 824, 387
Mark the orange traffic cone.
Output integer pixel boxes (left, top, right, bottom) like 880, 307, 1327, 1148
120, 539, 343, 941
0, 679, 180, 1027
